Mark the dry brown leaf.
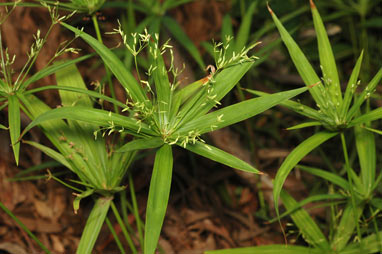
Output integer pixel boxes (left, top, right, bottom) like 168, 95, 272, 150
50, 234, 65, 253
0, 242, 27, 254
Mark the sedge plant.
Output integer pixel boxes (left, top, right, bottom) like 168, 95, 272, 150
0, 1, 93, 165
20, 21, 312, 253
207, 1, 382, 253
18, 62, 138, 254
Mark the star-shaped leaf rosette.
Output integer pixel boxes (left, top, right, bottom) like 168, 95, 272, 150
21, 22, 309, 254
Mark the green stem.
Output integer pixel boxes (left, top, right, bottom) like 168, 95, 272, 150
110, 201, 138, 253
105, 217, 126, 254
129, 172, 144, 247
340, 133, 362, 245
119, 192, 136, 236
77, 196, 112, 254
15, 23, 55, 89
369, 205, 382, 252
92, 14, 118, 113
0, 201, 51, 254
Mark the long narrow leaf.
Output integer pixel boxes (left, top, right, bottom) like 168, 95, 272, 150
25, 85, 126, 108
269, 193, 345, 223
297, 165, 350, 190
144, 144, 173, 254
311, 0, 341, 105
162, 16, 205, 70
183, 141, 260, 174
281, 190, 329, 249
205, 245, 322, 254
177, 61, 254, 128
268, 5, 325, 109
331, 203, 365, 251
8, 94, 20, 165
19, 54, 94, 91
245, 88, 334, 124
341, 231, 382, 254
347, 68, 382, 121
355, 124, 375, 196
235, 1, 258, 52
23, 140, 73, 171
340, 51, 363, 119
55, 63, 92, 108
178, 86, 308, 135
273, 131, 338, 217
61, 22, 148, 103
76, 197, 112, 254
350, 107, 382, 126
117, 137, 163, 152
21, 106, 156, 139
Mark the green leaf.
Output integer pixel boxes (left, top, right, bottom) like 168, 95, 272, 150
221, 14, 234, 45
19, 54, 94, 91
340, 51, 363, 119
144, 144, 173, 254
61, 22, 148, 103
148, 39, 171, 125
183, 141, 260, 174
269, 193, 345, 223
269, 5, 325, 110
350, 107, 382, 127
347, 68, 382, 121
162, 16, 205, 70
21, 106, 156, 139
273, 131, 338, 218
245, 88, 333, 124
178, 86, 308, 135
25, 85, 126, 109
8, 94, 20, 165
297, 165, 350, 190
175, 61, 254, 128
287, 121, 322, 130
235, 1, 258, 53
117, 137, 163, 152
355, 124, 375, 196
341, 231, 382, 254
205, 244, 322, 254
23, 140, 73, 171
0, 123, 8, 130
311, 0, 341, 105
370, 198, 382, 210
55, 62, 92, 108
76, 196, 112, 254
331, 203, 365, 251
281, 190, 329, 249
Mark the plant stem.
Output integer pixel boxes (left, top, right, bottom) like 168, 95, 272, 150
369, 205, 382, 252
92, 14, 118, 113
129, 172, 144, 247
340, 133, 363, 246
0, 201, 51, 253
105, 217, 126, 254
110, 200, 138, 253
15, 23, 55, 90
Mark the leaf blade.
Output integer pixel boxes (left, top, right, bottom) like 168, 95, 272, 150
178, 86, 308, 135
144, 144, 173, 254
183, 141, 260, 174
61, 22, 147, 103
8, 94, 20, 165
273, 131, 338, 219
